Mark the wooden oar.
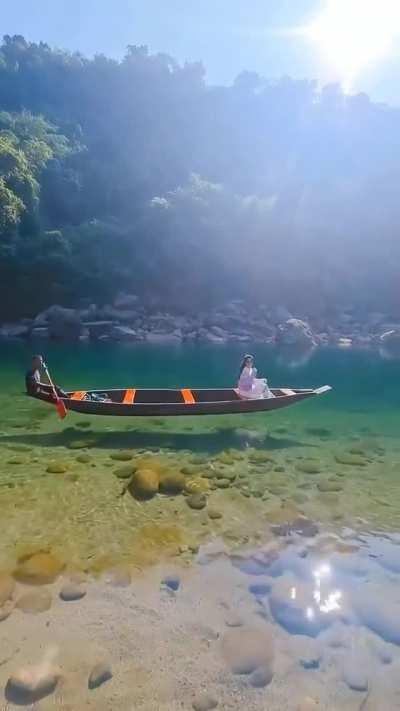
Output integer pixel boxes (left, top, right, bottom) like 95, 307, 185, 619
43, 362, 67, 419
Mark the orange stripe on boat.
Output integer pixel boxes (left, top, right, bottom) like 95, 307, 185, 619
181, 388, 195, 404
123, 389, 136, 404
70, 391, 86, 401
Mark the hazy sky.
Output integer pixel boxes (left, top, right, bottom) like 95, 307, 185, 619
2, 0, 399, 104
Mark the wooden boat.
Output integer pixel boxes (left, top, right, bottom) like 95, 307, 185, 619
29, 383, 332, 417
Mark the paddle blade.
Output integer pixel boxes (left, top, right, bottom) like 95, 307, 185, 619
55, 398, 67, 419
314, 385, 332, 395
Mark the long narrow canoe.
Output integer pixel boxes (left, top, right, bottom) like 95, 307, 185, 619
28, 384, 331, 417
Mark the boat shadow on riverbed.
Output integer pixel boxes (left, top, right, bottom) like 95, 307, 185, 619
0, 426, 315, 454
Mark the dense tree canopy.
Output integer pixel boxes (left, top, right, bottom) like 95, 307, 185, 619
0, 34, 399, 320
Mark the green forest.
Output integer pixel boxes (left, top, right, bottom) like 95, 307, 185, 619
0, 34, 399, 322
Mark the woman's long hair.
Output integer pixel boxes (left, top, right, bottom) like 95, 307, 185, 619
238, 354, 254, 379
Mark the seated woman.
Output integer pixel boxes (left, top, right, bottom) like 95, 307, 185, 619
237, 354, 274, 399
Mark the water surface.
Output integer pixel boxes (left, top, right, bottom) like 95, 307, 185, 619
0, 342, 400, 709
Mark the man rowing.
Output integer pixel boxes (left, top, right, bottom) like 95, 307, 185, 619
25, 355, 66, 397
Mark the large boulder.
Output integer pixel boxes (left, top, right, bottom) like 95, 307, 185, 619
33, 305, 82, 341
269, 305, 293, 323
0, 323, 30, 339
30, 327, 50, 339
83, 321, 114, 339
6, 664, 61, 704
197, 328, 227, 343
159, 470, 186, 495
101, 305, 139, 323
13, 551, 64, 585
145, 331, 182, 344
276, 319, 317, 348
128, 469, 159, 499
112, 326, 140, 341
113, 292, 138, 310
379, 329, 400, 358
78, 303, 99, 320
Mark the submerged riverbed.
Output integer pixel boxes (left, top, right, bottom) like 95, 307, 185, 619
0, 341, 400, 709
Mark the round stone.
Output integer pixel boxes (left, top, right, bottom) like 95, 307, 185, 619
14, 552, 63, 585
186, 494, 207, 510
88, 662, 112, 689
208, 509, 223, 520
192, 693, 218, 710
221, 626, 274, 675
60, 583, 87, 601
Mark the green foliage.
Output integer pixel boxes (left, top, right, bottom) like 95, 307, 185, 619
0, 33, 399, 320
0, 176, 24, 235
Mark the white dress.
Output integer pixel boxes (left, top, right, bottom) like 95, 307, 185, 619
237, 366, 274, 399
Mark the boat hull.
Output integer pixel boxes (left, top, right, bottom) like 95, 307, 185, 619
28, 385, 330, 416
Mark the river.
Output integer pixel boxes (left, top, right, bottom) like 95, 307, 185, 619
0, 341, 400, 709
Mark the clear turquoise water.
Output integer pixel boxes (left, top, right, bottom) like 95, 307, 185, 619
0, 340, 399, 562
1, 342, 400, 708
2, 339, 399, 417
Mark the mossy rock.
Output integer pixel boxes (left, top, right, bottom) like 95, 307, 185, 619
7, 444, 31, 453
208, 509, 223, 520
249, 485, 266, 498
267, 501, 302, 525
215, 452, 236, 466
186, 493, 207, 510
181, 464, 204, 476
190, 455, 207, 465
267, 484, 287, 496
200, 468, 217, 479
184, 477, 211, 494
7, 456, 25, 465
76, 454, 92, 464
317, 479, 342, 492
68, 439, 96, 450
14, 551, 64, 585
216, 478, 231, 489
248, 450, 273, 464
296, 460, 321, 474
335, 452, 367, 466
110, 450, 134, 462
114, 464, 136, 479
46, 462, 69, 474
159, 470, 186, 495
128, 469, 159, 499
134, 456, 169, 475
225, 448, 245, 461
216, 469, 236, 482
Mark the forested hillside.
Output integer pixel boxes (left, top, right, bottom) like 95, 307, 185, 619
1, 34, 399, 321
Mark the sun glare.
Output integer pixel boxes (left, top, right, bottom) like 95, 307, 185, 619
304, 0, 400, 91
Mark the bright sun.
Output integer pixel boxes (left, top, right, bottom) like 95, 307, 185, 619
304, 0, 400, 91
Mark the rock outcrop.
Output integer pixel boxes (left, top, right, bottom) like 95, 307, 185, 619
276, 318, 317, 348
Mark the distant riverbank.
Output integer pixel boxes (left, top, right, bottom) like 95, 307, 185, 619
1, 296, 400, 358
